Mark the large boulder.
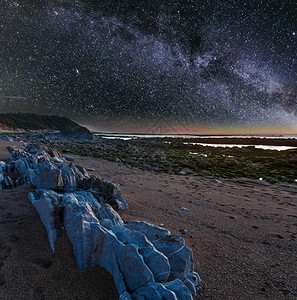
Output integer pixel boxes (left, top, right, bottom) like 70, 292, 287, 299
32, 161, 63, 190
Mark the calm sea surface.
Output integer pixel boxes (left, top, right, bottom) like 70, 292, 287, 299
94, 133, 297, 151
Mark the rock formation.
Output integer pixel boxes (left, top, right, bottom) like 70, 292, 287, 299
0, 134, 13, 141
0, 144, 201, 299
61, 126, 94, 141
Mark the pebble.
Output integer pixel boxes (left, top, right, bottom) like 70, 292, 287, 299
180, 207, 189, 211
65, 155, 74, 161
86, 168, 95, 171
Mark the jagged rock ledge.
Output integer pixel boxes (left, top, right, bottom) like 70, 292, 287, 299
0, 144, 201, 299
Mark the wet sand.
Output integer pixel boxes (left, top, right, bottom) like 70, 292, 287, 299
0, 140, 296, 299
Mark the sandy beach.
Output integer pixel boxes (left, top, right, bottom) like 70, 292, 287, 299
0, 140, 296, 299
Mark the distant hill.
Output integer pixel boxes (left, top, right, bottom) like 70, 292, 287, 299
0, 113, 82, 132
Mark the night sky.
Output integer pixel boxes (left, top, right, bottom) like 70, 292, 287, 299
1, 0, 297, 133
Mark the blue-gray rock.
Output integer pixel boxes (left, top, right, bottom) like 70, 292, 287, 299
83, 176, 128, 210
3, 175, 14, 189
0, 163, 5, 190
0, 135, 13, 141
52, 157, 66, 163
168, 246, 194, 281
97, 204, 124, 227
0, 161, 7, 173
65, 155, 74, 161
32, 161, 63, 190
164, 279, 193, 300
62, 195, 154, 294
29, 190, 62, 251
152, 234, 185, 257
132, 283, 177, 300
61, 166, 79, 192
124, 221, 170, 241
112, 224, 170, 282
182, 272, 200, 297
85, 167, 95, 172
15, 159, 31, 176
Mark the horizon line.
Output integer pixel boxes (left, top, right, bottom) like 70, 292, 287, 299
90, 130, 297, 136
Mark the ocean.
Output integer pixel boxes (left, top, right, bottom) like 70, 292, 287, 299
94, 132, 297, 151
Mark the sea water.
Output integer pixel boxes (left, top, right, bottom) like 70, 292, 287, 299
94, 133, 297, 151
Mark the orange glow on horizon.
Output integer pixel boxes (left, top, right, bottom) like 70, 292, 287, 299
83, 123, 297, 135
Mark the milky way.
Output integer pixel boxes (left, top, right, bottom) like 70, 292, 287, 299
0, 0, 297, 132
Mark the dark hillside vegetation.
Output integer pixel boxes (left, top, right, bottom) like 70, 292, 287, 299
0, 113, 82, 131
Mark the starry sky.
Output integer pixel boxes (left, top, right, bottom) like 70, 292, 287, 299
1, 0, 297, 133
